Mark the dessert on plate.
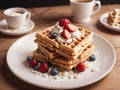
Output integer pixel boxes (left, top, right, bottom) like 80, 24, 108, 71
107, 9, 120, 26
33, 18, 94, 70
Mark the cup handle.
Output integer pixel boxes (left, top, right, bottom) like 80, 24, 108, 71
26, 12, 31, 20
92, 0, 101, 15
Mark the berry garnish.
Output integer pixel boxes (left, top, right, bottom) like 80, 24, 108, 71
50, 68, 58, 76
59, 18, 70, 26
89, 54, 96, 61
51, 32, 58, 38
65, 24, 75, 32
29, 59, 37, 68
61, 29, 71, 39
34, 66, 39, 71
39, 62, 49, 73
45, 61, 51, 67
75, 62, 86, 72
26, 56, 32, 62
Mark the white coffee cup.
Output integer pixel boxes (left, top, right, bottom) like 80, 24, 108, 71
3, 7, 31, 29
70, 0, 101, 23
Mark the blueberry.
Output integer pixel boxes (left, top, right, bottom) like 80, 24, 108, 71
89, 54, 96, 61
26, 56, 32, 62
33, 66, 39, 71
51, 32, 58, 38
45, 61, 51, 67
50, 68, 58, 76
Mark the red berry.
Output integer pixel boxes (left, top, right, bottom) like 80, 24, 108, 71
59, 18, 70, 26
76, 62, 86, 72
65, 24, 75, 32
61, 29, 71, 39
29, 59, 37, 68
39, 62, 49, 73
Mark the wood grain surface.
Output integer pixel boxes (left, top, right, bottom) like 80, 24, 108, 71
0, 4, 120, 90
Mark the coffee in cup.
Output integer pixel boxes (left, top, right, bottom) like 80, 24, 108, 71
3, 7, 31, 29
70, 0, 101, 23
74, 0, 93, 3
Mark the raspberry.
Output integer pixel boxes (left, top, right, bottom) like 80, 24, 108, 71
29, 59, 37, 68
75, 62, 86, 72
39, 62, 49, 73
59, 18, 70, 26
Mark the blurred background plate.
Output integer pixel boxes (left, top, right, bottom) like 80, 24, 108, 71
99, 12, 120, 32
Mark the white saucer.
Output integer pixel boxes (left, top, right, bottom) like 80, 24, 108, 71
0, 19, 35, 35
99, 12, 120, 32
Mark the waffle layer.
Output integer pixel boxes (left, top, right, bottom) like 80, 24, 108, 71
33, 25, 94, 70
33, 45, 94, 70
107, 9, 120, 26
35, 26, 93, 59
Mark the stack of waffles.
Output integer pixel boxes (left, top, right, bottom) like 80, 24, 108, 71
33, 19, 94, 70
107, 9, 120, 26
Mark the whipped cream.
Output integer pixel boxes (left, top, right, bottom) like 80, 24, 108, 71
56, 35, 72, 44
51, 22, 83, 44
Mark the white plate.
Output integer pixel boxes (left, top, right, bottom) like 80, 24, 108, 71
0, 19, 35, 35
6, 33, 116, 89
99, 12, 120, 32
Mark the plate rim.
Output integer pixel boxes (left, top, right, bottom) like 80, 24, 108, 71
6, 32, 116, 89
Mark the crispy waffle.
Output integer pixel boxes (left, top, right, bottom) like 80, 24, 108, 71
35, 26, 93, 59
33, 45, 94, 70
114, 9, 120, 15
35, 38, 92, 60
33, 24, 94, 70
107, 17, 118, 26
107, 9, 120, 26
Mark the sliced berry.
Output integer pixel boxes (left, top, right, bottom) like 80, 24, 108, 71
50, 68, 58, 76
39, 62, 49, 73
26, 56, 32, 62
29, 59, 37, 68
59, 18, 70, 26
65, 24, 75, 32
61, 29, 71, 39
89, 54, 96, 61
34, 66, 39, 71
76, 62, 86, 72
51, 32, 58, 38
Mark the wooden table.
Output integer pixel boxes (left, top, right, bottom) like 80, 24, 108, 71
0, 4, 120, 90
